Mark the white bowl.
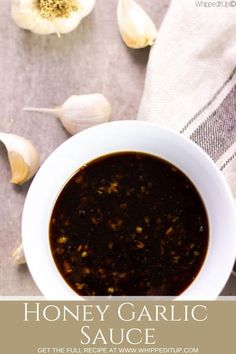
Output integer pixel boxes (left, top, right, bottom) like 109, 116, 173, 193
22, 121, 236, 300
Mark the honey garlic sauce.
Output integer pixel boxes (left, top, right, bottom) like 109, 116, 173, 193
49, 152, 209, 296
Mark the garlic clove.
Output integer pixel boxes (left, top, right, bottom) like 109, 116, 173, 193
24, 93, 112, 135
11, 1, 55, 35
0, 132, 40, 185
12, 243, 26, 265
11, 0, 96, 35
58, 94, 112, 134
53, 11, 85, 35
117, 0, 157, 49
75, 0, 96, 17
54, 0, 96, 34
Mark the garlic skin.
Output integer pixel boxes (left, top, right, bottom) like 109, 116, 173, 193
24, 93, 112, 135
0, 132, 40, 185
117, 0, 157, 49
11, 0, 96, 35
12, 243, 26, 265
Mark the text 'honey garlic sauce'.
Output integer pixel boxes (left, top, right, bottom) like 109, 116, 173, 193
49, 152, 209, 296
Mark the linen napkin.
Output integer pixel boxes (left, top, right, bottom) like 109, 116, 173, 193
138, 0, 236, 201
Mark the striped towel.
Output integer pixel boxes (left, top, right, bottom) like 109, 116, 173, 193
138, 0, 236, 202
138, 0, 236, 276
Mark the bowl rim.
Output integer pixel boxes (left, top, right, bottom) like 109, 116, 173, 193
22, 120, 236, 300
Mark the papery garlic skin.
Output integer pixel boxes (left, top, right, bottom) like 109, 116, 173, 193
24, 93, 112, 135
117, 0, 157, 49
11, 0, 96, 35
0, 132, 40, 185
12, 243, 26, 265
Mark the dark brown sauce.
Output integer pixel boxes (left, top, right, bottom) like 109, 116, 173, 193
49, 152, 209, 296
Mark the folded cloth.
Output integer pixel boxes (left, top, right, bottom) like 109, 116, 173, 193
138, 0, 236, 201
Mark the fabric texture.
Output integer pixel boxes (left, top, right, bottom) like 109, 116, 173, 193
138, 0, 236, 201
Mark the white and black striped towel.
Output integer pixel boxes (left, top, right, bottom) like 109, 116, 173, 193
138, 0, 236, 203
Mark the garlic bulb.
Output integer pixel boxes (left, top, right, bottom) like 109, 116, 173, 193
117, 0, 157, 49
11, 0, 96, 36
12, 243, 26, 265
0, 132, 40, 185
24, 93, 112, 135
